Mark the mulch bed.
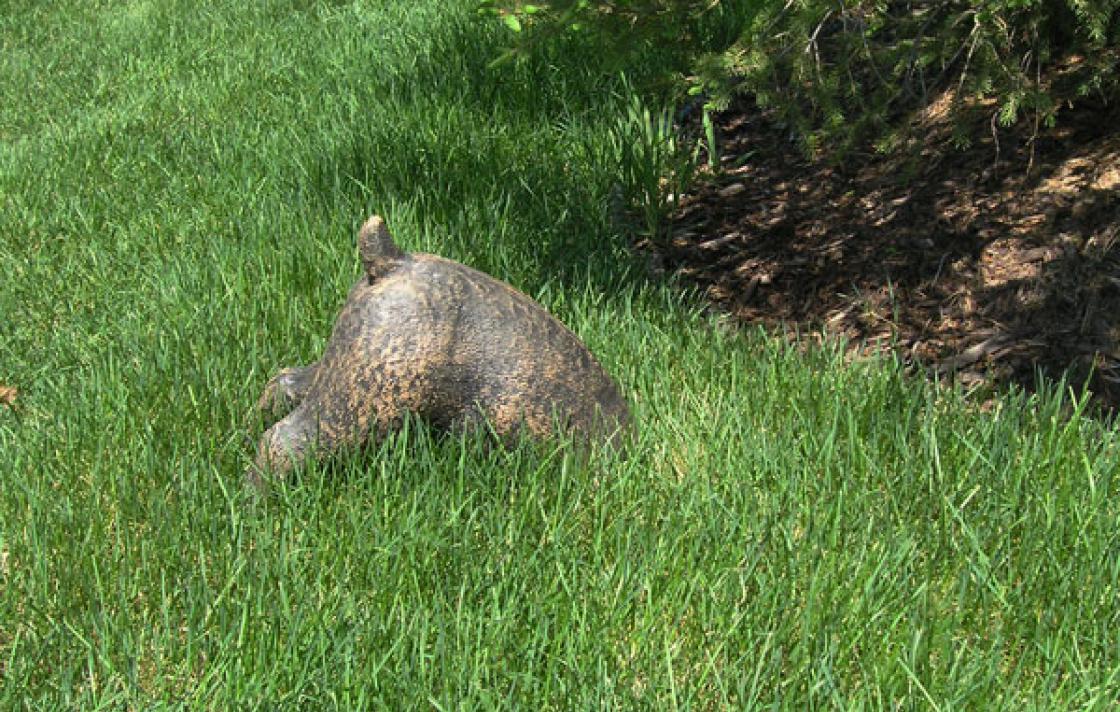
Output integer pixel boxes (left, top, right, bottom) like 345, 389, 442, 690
643, 96, 1120, 414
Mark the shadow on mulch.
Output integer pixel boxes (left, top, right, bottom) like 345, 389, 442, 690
646, 96, 1120, 415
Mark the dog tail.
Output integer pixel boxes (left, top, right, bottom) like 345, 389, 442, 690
358, 215, 405, 280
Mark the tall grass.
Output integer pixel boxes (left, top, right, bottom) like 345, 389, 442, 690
1, 0, 1118, 708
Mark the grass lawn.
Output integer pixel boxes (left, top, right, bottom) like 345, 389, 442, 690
1, 0, 1118, 707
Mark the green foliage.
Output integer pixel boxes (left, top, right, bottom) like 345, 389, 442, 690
744, 0, 1120, 154
478, 0, 777, 95
485, 0, 1120, 154
610, 83, 708, 242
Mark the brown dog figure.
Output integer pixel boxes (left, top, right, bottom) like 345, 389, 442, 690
248, 215, 632, 485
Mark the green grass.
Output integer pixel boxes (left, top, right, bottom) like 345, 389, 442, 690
1, 0, 1118, 708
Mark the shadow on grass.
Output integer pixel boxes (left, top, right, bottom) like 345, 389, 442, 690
297, 7, 674, 296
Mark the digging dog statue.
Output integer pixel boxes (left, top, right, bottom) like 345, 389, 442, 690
248, 215, 632, 485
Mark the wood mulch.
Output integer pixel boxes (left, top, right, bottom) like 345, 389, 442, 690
642, 95, 1120, 414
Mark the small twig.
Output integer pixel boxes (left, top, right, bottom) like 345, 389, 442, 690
905, 2, 952, 104
806, 9, 834, 76
860, 25, 894, 96
1026, 49, 1042, 176
955, 14, 983, 97
990, 109, 1001, 176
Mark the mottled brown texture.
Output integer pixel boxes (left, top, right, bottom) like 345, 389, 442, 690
248, 215, 632, 485
654, 96, 1120, 412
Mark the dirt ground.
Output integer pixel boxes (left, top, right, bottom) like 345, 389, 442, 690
641, 94, 1120, 415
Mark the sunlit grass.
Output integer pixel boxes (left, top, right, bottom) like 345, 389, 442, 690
1, 0, 1118, 708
